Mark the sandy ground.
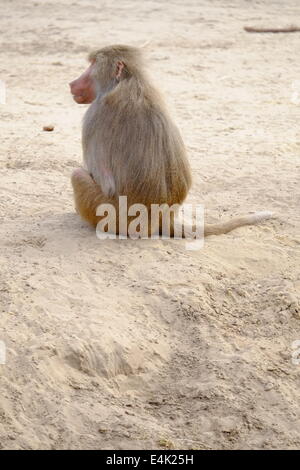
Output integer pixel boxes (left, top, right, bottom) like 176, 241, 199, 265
0, 0, 299, 450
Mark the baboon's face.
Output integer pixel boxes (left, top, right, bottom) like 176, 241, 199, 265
69, 52, 125, 104
69, 61, 96, 104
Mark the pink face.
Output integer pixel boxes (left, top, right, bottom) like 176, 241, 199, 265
69, 62, 96, 104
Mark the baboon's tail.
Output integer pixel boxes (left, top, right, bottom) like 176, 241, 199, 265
180, 211, 274, 238
204, 210, 273, 236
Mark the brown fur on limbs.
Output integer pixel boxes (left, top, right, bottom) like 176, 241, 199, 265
71, 169, 159, 235
71, 169, 113, 228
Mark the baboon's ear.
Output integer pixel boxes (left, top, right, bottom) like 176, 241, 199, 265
116, 60, 125, 80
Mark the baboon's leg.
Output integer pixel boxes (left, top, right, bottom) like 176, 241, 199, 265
71, 169, 182, 237
71, 168, 116, 228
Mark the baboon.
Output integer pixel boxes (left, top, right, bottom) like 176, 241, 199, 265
70, 45, 272, 237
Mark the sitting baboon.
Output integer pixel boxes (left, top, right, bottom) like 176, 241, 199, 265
70, 45, 272, 237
